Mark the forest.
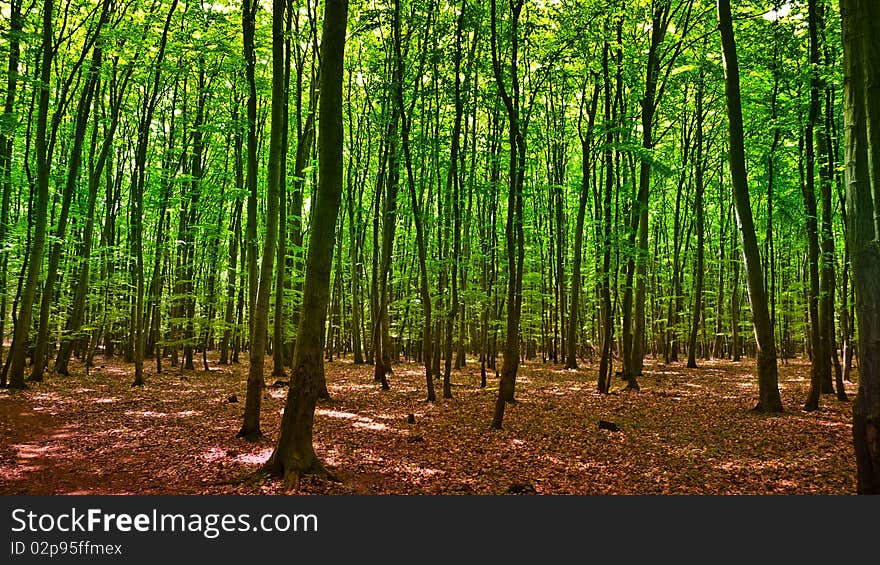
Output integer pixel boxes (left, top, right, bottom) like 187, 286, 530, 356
1, 0, 879, 495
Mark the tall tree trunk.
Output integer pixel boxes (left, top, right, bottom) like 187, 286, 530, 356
265, 0, 348, 488
717, 0, 782, 412
56, 61, 131, 375
568, 81, 599, 371
393, 0, 435, 401
239, 0, 286, 441
6, 0, 54, 389
621, 3, 674, 390
220, 103, 245, 365
130, 0, 177, 387
35, 19, 107, 378
181, 66, 208, 372
239, 0, 261, 425
598, 28, 619, 394
491, 0, 526, 429
372, 108, 398, 390
687, 67, 705, 369
804, 0, 828, 411
244, 0, 260, 350
273, 7, 293, 378
712, 166, 728, 359
442, 0, 467, 399
816, 4, 843, 399
345, 92, 365, 365
0, 0, 23, 377
842, 0, 880, 495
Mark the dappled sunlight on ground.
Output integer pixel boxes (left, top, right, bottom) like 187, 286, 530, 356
0, 353, 859, 495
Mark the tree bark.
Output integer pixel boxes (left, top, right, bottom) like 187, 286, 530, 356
491, 0, 526, 429
803, 4, 825, 409
687, 67, 705, 369
842, 0, 880, 495
239, 0, 286, 441
265, 0, 348, 488
6, 0, 54, 389
0, 0, 23, 378
717, 0, 782, 412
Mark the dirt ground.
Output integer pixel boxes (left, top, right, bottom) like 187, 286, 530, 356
0, 353, 858, 495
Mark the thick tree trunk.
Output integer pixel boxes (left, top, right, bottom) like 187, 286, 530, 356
842, 0, 880, 495
265, 0, 348, 488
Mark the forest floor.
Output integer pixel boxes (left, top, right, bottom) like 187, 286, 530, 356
0, 353, 858, 495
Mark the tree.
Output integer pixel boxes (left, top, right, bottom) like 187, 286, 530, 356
5, 0, 54, 390
265, 0, 349, 488
717, 0, 783, 412
239, 0, 286, 441
620, 0, 692, 389
129, 0, 179, 387
686, 63, 706, 369
803, 0, 832, 410
841, 0, 880, 495
0, 0, 23, 380
393, 0, 436, 401
490, 0, 527, 430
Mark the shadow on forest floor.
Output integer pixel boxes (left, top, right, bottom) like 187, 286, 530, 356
0, 353, 858, 494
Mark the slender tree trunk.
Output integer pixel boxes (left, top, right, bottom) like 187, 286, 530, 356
598, 33, 618, 393
491, 0, 526, 429
687, 68, 705, 369
816, 4, 844, 399
621, 3, 673, 390
805, 0, 827, 411
393, 0, 435, 401
717, 0, 782, 412
372, 108, 398, 390
220, 104, 245, 365
131, 0, 177, 388
6, 0, 54, 389
239, 0, 262, 426
713, 166, 728, 359
442, 0, 467, 399
56, 65, 129, 375
181, 67, 208, 372
568, 82, 599, 371
273, 12, 292, 378
345, 96, 365, 365
239, 0, 286, 441
0, 0, 23, 377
